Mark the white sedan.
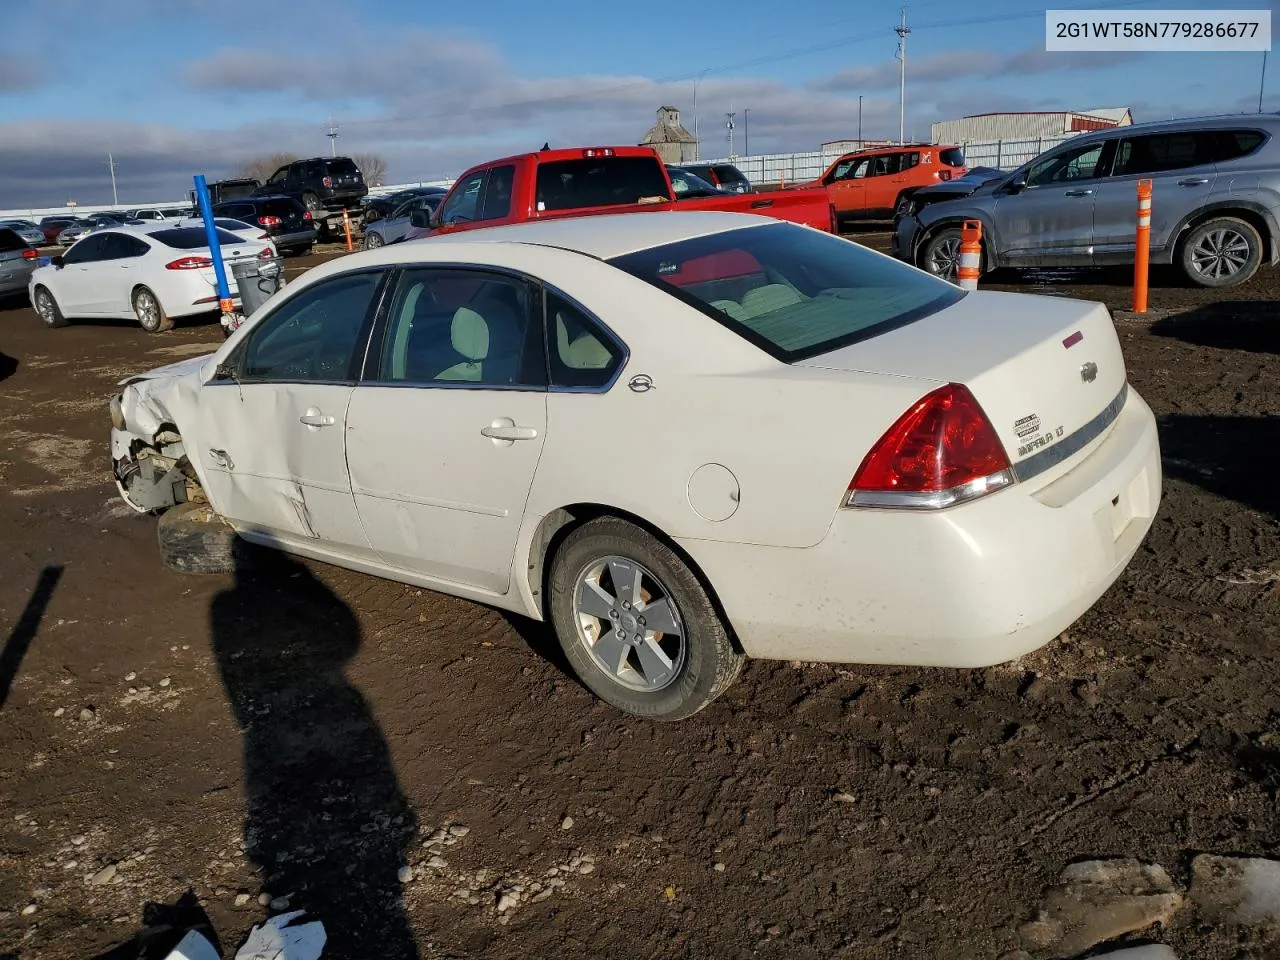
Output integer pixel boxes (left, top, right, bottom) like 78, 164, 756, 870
30, 223, 273, 332
108, 212, 1161, 719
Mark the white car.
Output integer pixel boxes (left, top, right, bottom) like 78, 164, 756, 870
108, 212, 1161, 719
174, 217, 277, 249
30, 224, 273, 332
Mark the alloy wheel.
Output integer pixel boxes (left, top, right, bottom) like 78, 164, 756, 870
928, 236, 961, 280
573, 556, 687, 693
1190, 227, 1251, 281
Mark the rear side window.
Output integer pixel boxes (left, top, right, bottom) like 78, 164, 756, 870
1112, 132, 1216, 176
0, 229, 26, 252
939, 148, 965, 167
535, 157, 671, 211
545, 292, 624, 388
149, 227, 246, 249
1213, 129, 1267, 162
610, 222, 963, 362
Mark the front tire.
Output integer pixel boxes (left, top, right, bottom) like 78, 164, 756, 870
548, 517, 744, 720
363, 231, 384, 250
1179, 217, 1262, 288
157, 501, 253, 574
920, 227, 965, 280
132, 286, 173, 333
32, 286, 67, 328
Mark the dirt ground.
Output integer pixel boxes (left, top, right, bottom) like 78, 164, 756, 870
0, 236, 1277, 960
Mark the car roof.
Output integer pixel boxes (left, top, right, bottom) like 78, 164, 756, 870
1070, 112, 1280, 143
402, 211, 780, 261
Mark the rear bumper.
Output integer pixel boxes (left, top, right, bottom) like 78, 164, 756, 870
272, 227, 316, 248
681, 387, 1161, 666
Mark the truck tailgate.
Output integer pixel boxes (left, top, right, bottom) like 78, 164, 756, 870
678, 186, 835, 231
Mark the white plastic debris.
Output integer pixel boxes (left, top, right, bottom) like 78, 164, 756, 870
235, 910, 326, 960
163, 930, 221, 960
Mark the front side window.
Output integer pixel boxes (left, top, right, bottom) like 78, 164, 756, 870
62, 233, 109, 263
439, 171, 487, 225
101, 234, 149, 259
374, 269, 543, 387
266, 167, 287, 185
1025, 141, 1108, 186
610, 222, 963, 362
241, 272, 383, 382
546, 292, 624, 389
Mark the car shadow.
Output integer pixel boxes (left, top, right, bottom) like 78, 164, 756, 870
210, 552, 420, 959
0, 350, 17, 382
1150, 300, 1280, 355
1158, 413, 1280, 520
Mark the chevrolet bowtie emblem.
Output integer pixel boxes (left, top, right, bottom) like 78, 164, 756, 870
1080, 361, 1098, 383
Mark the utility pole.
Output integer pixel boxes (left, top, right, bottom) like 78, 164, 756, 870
326, 116, 340, 156
1260, 50, 1268, 113
105, 154, 118, 207
895, 8, 910, 145
858, 95, 863, 146
692, 69, 709, 162
743, 108, 750, 156
726, 109, 736, 158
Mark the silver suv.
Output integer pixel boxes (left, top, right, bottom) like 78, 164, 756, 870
893, 114, 1280, 288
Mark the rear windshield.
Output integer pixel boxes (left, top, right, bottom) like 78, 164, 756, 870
326, 158, 361, 176
149, 227, 248, 249
939, 147, 966, 167
609, 223, 963, 362
2, 219, 37, 230
713, 165, 749, 184
0, 229, 27, 252
259, 197, 305, 216
535, 157, 671, 211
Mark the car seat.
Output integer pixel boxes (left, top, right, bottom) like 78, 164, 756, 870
739, 283, 804, 319
436, 297, 525, 383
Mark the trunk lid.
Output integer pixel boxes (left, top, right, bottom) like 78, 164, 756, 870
797, 290, 1127, 480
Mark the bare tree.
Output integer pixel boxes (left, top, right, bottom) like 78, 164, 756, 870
236, 152, 301, 184
354, 153, 388, 187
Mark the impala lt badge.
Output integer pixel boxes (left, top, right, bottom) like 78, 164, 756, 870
1080, 361, 1098, 383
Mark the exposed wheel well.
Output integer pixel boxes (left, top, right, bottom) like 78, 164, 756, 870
526, 504, 744, 654
1176, 208, 1272, 262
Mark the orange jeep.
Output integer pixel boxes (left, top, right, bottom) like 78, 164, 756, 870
820, 144, 966, 224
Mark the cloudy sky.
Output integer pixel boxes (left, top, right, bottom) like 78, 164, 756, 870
0, 0, 1274, 207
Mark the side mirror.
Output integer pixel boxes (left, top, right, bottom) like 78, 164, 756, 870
51, 255, 64, 268
409, 208, 431, 229
1006, 176, 1028, 194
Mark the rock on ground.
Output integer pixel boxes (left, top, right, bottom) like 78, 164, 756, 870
1019, 859, 1182, 958
1189, 855, 1280, 928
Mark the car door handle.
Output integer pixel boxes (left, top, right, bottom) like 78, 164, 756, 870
480, 419, 538, 442
298, 410, 335, 427
750, 199, 774, 208
1063, 189, 1094, 197
1178, 177, 1210, 186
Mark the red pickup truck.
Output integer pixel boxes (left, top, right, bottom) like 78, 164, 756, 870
406, 146, 837, 237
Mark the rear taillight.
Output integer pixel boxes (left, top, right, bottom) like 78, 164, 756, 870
322, 176, 334, 188
165, 256, 213, 270
258, 247, 272, 260
846, 383, 1013, 510
938, 170, 952, 181
258, 215, 281, 227
302, 210, 313, 221
22, 249, 37, 260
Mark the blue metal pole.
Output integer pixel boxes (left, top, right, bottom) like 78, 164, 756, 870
193, 175, 232, 313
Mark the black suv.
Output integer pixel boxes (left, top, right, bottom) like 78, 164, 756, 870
254, 157, 368, 213
212, 195, 317, 256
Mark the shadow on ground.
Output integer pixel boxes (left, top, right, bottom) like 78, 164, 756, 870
1, 565, 63, 709
210, 553, 420, 959
1150, 300, 1280, 355
1159, 413, 1280, 519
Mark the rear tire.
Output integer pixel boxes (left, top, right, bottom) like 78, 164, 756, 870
548, 517, 744, 721
32, 286, 67, 328
157, 501, 254, 575
132, 286, 173, 333
363, 231, 384, 250
1179, 216, 1262, 288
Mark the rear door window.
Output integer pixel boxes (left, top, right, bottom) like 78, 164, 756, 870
534, 157, 670, 211
1112, 132, 1216, 176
